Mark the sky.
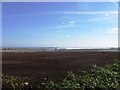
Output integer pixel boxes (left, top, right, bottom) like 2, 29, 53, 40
2, 2, 118, 48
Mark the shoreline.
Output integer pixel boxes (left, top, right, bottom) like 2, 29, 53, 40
1, 49, 118, 52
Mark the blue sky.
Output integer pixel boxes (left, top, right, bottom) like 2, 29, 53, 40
2, 2, 118, 48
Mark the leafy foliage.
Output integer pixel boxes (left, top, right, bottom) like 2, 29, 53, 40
43, 60, 120, 90
2, 60, 120, 90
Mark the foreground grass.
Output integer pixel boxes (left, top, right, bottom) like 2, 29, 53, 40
2, 60, 120, 90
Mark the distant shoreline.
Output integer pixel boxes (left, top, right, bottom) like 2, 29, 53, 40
1, 47, 118, 52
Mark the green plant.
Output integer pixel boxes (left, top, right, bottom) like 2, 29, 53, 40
2, 60, 120, 90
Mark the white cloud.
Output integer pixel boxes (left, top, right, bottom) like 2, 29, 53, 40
63, 11, 118, 15
4, 11, 118, 17
47, 21, 75, 30
105, 13, 109, 16
97, 28, 118, 34
106, 28, 118, 34
86, 13, 117, 23
46, 24, 75, 30
68, 21, 75, 24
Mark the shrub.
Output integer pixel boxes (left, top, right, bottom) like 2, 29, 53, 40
44, 61, 120, 90
2, 60, 120, 90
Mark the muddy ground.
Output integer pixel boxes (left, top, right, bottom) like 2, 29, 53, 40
2, 52, 118, 82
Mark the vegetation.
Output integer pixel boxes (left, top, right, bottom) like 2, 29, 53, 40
2, 60, 120, 90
